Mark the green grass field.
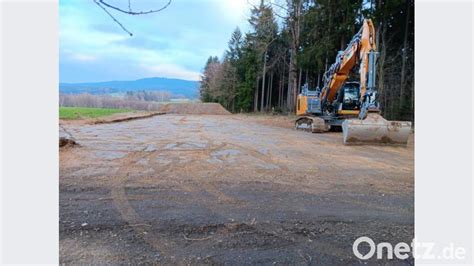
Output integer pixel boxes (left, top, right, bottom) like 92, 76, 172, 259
59, 107, 133, 120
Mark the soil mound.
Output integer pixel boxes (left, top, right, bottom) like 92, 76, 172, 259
59, 137, 78, 148
159, 103, 231, 115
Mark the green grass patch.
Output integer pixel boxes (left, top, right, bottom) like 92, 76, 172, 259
59, 107, 133, 120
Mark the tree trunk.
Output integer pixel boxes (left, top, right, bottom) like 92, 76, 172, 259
287, 51, 295, 111
377, 6, 387, 115
254, 76, 259, 112
317, 71, 321, 88
278, 71, 283, 109
324, 54, 329, 72
280, 57, 286, 109
287, 0, 302, 113
399, 0, 411, 114
297, 68, 302, 93
268, 72, 273, 110
260, 51, 267, 112
231, 82, 236, 113
305, 70, 309, 87
265, 71, 270, 110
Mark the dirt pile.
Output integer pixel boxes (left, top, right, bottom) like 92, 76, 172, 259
59, 125, 78, 148
159, 103, 231, 115
59, 137, 78, 148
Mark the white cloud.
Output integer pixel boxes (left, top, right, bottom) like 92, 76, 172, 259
71, 53, 97, 62
141, 63, 201, 81
61, 49, 98, 62
216, 0, 250, 25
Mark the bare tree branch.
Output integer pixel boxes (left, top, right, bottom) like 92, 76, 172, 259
267, 0, 288, 12
93, 0, 172, 36
267, 0, 288, 19
93, 0, 133, 36
246, 0, 261, 11
98, 0, 172, 15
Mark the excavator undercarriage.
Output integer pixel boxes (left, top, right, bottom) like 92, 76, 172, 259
295, 116, 330, 133
296, 111, 411, 146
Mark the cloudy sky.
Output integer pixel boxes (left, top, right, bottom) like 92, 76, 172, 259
59, 0, 251, 83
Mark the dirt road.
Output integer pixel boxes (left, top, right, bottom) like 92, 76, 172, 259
60, 114, 414, 264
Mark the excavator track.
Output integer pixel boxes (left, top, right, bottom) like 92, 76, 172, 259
295, 116, 330, 133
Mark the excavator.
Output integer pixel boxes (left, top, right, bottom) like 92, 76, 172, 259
295, 18, 411, 145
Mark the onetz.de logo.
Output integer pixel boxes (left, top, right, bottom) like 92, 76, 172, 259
352, 236, 466, 261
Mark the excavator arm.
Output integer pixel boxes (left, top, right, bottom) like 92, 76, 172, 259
320, 19, 377, 118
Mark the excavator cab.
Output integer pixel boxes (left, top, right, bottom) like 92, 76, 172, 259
335, 82, 360, 115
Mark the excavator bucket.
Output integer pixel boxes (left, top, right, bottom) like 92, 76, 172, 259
342, 113, 411, 145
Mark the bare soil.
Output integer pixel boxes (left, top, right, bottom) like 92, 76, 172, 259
158, 103, 231, 115
91, 111, 165, 124
60, 114, 414, 264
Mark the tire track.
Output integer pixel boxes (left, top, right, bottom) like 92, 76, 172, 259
109, 149, 177, 256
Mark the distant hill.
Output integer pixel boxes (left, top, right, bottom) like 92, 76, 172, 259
59, 77, 200, 98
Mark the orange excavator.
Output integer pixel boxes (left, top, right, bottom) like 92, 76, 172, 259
295, 19, 411, 145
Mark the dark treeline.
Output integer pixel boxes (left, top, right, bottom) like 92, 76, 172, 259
199, 0, 414, 121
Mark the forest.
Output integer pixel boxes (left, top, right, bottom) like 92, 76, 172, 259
199, 0, 414, 121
